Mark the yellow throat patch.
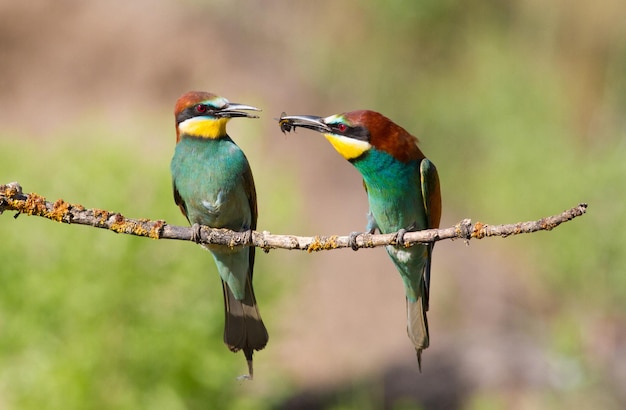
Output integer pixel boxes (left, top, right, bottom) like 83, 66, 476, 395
178, 116, 229, 139
324, 133, 371, 160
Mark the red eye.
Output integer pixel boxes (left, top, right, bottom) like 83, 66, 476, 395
337, 123, 347, 132
195, 104, 207, 113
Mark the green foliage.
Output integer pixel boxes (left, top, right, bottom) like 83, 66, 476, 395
0, 120, 295, 409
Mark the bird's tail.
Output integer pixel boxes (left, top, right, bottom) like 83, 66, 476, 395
222, 278, 268, 379
406, 281, 429, 371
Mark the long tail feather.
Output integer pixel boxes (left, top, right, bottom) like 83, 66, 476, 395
407, 287, 429, 372
222, 278, 268, 379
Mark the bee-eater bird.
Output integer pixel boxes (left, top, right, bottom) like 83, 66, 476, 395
170, 91, 268, 378
279, 111, 441, 369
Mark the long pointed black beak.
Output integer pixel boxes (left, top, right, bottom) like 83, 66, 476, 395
278, 113, 331, 134
219, 103, 261, 118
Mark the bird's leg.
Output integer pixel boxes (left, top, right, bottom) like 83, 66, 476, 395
191, 223, 202, 243
396, 221, 417, 247
349, 211, 379, 251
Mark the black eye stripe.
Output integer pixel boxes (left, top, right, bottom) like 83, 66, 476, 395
330, 124, 370, 142
176, 104, 216, 124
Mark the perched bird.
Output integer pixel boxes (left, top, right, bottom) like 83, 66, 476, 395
279, 111, 441, 369
171, 91, 268, 378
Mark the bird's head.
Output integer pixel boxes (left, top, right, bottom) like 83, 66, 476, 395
279, 110, 423, 162
175, 91, 260, 142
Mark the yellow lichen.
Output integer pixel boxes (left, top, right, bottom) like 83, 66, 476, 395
109, 214, 127, 233
149, 220, 165, 239
1, 186, 85, 224
306, 235, 339, 253
108, 214, 150, 236
132, 223, 148, 236
471, 221, 486, 239
307, 236, 323, 253
23, 193, 48, 216
93, 209, 110, 227
2, 184, 21, 202
48, 199, 71, 222
324, 235, 339, 250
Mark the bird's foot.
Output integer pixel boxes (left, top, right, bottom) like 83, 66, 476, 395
191, 223, 202, 243
349, 226, 377, 251
242, 228, 253, 246
348, 231, 361, 251
396, 222, 417, 247
396, 228, 408, 247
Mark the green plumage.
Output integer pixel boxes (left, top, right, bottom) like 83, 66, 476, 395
171, 135, 252, 294
171, 134, 268, 376
354, 148, 438, 366
276, 110, 441, 369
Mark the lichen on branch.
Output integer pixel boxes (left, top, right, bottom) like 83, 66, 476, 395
0, 182, 588, 252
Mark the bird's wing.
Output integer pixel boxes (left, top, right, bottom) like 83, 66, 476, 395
362, 180, 379, 233
173, 182, 190, 223
419, 158, 442, 310
419, 158, 442, 230
242, 162, 258, 279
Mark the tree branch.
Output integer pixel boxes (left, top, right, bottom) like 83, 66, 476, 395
1, 182, 587, 252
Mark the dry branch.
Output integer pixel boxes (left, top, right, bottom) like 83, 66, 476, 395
0, 182, 587, 252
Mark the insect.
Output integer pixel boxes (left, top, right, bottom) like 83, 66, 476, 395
278, 112, 294, 134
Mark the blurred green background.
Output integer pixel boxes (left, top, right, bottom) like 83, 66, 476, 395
0, 1, 624, 409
